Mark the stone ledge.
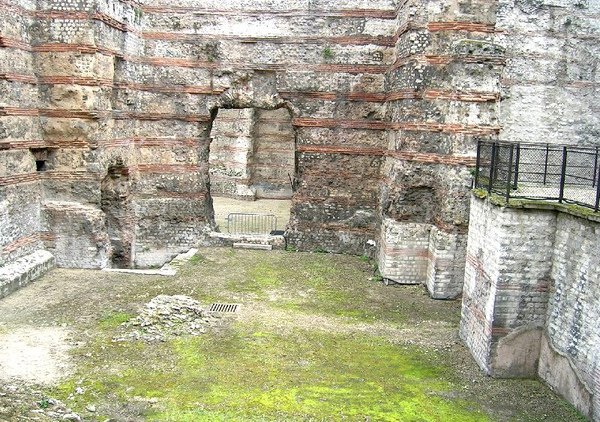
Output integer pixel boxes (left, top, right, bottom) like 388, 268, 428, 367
103, 248, 199, 276
472, 190, 600, 223
0, 250, 55, 299
233, 243, 273, 250
207, 231, 286, 249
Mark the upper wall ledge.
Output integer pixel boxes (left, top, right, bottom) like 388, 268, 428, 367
472, 190, 600, 224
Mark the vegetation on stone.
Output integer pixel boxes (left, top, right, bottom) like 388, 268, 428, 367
0, 249, 583, 421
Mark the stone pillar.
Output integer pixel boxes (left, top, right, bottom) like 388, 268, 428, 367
378, 218, 431, 284
209, 108, 256, 200
460, 195, 555, 377
426, 227, 467, 299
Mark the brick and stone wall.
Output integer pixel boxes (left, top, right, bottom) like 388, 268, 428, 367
2, 0, 399, 268
378, 0, 500, 298
208, 107, 295, 200
0, 0, 45, 266
209, 108, 256, 199
461, 195, 600, 420
496, 0, 600, 146
252, 108, 295, 199
542, 212, 600, 421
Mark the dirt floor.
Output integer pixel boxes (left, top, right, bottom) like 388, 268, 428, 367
211, 197, 291, 232
0, 248, 585, 421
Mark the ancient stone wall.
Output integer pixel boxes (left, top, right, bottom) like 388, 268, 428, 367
208, 107, 295, 200
209, 108, 256, 199
542, 212, 600, 421
0, 0, 45, 269
461, 196, 600, 420
497, 0, 600, 146
252, 108, 295, 199
135, 0, 398, 256
378, 0, 501, 298
1, 0, 599, 294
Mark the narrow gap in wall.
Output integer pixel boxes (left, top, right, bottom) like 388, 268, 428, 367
207, 107, 296, 235
101, 161, 133, 268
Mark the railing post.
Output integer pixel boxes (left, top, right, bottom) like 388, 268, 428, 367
543, 144, 549, 185
595, 161, 600, 212
488, 142, 497, 193
558, 146, 568, 203
593, 146, 598, 188
513, 143, 520, 190
474, 140, 482, 189
506, 143, 515, 204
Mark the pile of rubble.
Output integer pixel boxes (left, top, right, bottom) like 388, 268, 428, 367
0, 384, 82, 421
114, 295, 220, 342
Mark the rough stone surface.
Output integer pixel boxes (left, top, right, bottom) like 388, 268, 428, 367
461, 196, 600, 420
0, 250, 54, 299
114, 295, 221, 342
209, 107, 295, 200
378, 218, 431, 285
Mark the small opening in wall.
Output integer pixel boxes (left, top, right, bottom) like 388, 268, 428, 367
31, 148, 52, 172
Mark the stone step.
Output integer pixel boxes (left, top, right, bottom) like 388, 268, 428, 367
233, 243, 273, 250
0, 250, 55, 299
208, 231, 286, 249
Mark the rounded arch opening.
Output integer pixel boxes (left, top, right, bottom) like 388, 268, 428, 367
206, 104, 298, 235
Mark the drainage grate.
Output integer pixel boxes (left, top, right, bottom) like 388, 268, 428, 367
208, 303, 240, 313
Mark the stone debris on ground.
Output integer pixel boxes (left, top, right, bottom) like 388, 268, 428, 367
113, 295, 221, 342
0, 384, 81, 422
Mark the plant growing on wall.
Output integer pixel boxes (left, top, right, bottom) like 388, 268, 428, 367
203, 41, 220, 62
322, 47, 334, 60
134, 7, 143, 24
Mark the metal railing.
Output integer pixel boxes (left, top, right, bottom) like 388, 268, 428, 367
474, 141, 600, 212
226, 213, 278, 235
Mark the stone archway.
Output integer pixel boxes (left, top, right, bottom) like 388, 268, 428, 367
204, 71, 299, 235
207, 106, 297, 235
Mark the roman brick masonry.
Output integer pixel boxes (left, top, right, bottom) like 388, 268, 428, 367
0, 0, 599, 419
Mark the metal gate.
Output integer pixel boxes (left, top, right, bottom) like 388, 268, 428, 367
226, 213, 278, 235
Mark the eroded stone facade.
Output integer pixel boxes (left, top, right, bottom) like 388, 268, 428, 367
1, 1, 599, 416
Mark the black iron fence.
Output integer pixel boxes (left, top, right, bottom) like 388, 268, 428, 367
474, 141, 600, 212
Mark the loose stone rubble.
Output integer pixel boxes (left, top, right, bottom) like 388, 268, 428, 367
113, 295, 221, 342
0, 384, 81, 422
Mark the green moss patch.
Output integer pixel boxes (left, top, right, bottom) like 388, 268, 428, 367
98, 311, 134, 330
53, 324, 488, 421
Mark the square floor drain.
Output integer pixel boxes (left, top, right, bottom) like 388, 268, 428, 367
208, 303, 240, 313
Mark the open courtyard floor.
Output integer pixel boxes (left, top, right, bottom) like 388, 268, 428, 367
0, 248, 585, 421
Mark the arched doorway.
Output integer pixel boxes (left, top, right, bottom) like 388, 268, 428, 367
208, 106, 296, 234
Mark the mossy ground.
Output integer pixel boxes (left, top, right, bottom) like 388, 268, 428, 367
60, 326, 488, 421
0, 248, 586, 421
